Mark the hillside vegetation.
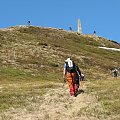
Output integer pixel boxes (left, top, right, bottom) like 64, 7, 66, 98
0, 26, 120, 79
0, 26, 120, 120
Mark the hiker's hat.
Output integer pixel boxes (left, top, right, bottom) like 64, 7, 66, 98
65, 58, 71, 62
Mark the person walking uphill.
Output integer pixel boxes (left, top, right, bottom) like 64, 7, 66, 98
63, 58, 81, 97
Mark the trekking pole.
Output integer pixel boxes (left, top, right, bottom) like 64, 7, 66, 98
63, 77, 66, 87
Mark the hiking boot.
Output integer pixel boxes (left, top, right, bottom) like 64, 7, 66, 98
74, 92, 77, 97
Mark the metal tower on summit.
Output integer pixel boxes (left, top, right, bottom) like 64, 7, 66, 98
78, 19, 82, 34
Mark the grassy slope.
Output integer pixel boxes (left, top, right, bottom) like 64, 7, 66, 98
0, 26, 120, 79
0, 26, 120, 118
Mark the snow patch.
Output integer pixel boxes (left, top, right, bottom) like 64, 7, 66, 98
99, 47, 120, 51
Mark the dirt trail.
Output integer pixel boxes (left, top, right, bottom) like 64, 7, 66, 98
0, 83, 98, 120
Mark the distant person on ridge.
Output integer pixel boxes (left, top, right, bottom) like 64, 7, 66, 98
28, 21, 31, 26
69, 26, 72, 31
63, 58, 82, 97
93, 30, 96, 35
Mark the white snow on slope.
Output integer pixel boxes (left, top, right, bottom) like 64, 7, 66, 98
99, 47, 120, 51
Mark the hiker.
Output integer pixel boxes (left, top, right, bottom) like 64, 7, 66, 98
75, 64, 82, 88
63, 58, 82, 96
112, 68, 118, 77
93, 30, 96, 35
69, 26, 72, 31
75, 65, 85, 90
28, 21, 31, 26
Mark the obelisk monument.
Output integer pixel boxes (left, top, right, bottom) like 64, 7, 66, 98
78, 19, 82, 34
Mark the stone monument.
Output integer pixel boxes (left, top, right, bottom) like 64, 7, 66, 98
78, 19, 82, 34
